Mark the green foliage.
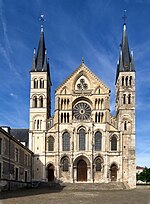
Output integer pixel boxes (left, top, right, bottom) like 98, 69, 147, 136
138, 167, 150, 183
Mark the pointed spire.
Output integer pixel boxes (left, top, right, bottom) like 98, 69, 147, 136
36, 29, 46, 71
30, 14, 50, 76
121, 22, 130, 70
115, 12, 135, 83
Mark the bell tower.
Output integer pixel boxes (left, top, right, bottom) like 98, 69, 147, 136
115, 18, 136, 188
29, 15, 52, 180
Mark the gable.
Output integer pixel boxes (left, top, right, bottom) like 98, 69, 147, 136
55, 63, 110, 95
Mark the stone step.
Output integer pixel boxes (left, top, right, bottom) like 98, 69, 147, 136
61, 182, 126, 191
38, 182, 126, 191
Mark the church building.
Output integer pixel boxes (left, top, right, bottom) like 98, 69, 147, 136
29, 19, 136, 189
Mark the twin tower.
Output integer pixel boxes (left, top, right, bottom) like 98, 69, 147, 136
29, 20, 136, 188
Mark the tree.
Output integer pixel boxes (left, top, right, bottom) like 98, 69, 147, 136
138, 167, 150, 183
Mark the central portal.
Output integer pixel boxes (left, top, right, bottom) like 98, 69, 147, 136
77, 159, 87, 181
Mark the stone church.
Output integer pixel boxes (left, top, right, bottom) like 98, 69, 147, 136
29, 20, 136, 189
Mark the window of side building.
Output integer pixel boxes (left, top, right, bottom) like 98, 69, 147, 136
15, 148, 19, 162
25, 154, 28, 167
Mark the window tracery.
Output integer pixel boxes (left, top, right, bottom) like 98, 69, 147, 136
95, 131, 102, 151
111, 135, 117, 151
48, 136, 54, 151
77, 78, 88, 90
62, 132, 70, 151
79, 128, 86, 150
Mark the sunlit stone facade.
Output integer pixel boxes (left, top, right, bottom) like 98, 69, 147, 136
29, 22, 136, 189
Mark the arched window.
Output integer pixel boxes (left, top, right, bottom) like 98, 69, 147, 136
101, 112, 104, 123
37, 120, 40, 129
40, 120, 42, 129
98, 112, 100, 122
129, 76, 132, 86
95, 158, 102, 171
124, 121, 127, 131
39, 96, 43, 107
79, 128, 85, 150
126, 76, 128, 86
62, 157, 69, 171
128, 94, 131, 104
111, 135, 117, 151
122, 76, 124, 86
95, 131, 102, 151
40, 78, 44, 88
62, 132, 70, 151
67, 99, 69, 109
33, 96, 37, 107
98, 99, 100, 109
95, 99, 97, 109
64, 99, 66, 110
61, 113, 63, 123
101, 98, 104, 109
48, 136, 54, 151
123, 94, 126, 104
61, 99, 63, 110
64, 112, 66, 123
67, 113, 69, 123
95, 112, 97, 122
34, 78, 38, 88
98, 88, 101, 94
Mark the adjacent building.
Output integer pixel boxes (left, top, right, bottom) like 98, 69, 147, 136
0, 127, 33, 190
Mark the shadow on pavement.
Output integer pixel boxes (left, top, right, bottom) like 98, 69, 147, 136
0, 183, 66, 200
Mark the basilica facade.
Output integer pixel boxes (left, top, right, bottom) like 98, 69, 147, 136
29, 22, 136, 188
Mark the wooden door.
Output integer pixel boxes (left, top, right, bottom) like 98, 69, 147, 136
48, 164, 54, 181
77, 160, 87, 181
111, 164, 117, 181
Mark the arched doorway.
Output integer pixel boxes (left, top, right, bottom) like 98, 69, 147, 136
110, 164, 117, 181
47, 164, 54, 181
77, 159, 87, 181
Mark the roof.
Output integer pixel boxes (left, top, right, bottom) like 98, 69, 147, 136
0, 127, 32, 154
116, 23, 135, 83
30, 29, 51, 82
136, 166, 145, 170
55, 62, 110, 93
10, 128, 29, 147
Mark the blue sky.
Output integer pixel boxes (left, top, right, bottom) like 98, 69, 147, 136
0, 0, 150, 167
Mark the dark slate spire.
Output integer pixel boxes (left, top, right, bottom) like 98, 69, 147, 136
36, 29, 46, 71
121, 24, 131, 70
31, 15, 49, 73
116, 22, 135, 83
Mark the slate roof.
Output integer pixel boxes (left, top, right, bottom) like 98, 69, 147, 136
116, 23, 135, 83
30, 29, 50, 76
10, 128, 29, 147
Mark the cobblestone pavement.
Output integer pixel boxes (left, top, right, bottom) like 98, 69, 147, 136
0, 187, 150, 204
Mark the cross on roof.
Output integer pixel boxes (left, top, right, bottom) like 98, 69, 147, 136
122, 10, 127, 24
39, 14, 46, 31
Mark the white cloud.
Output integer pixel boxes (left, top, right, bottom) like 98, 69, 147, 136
10, 93, 18, 98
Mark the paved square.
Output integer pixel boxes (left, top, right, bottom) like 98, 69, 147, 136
0, 187, 150, 204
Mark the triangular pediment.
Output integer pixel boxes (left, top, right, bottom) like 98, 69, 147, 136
56, 63, 110, 95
